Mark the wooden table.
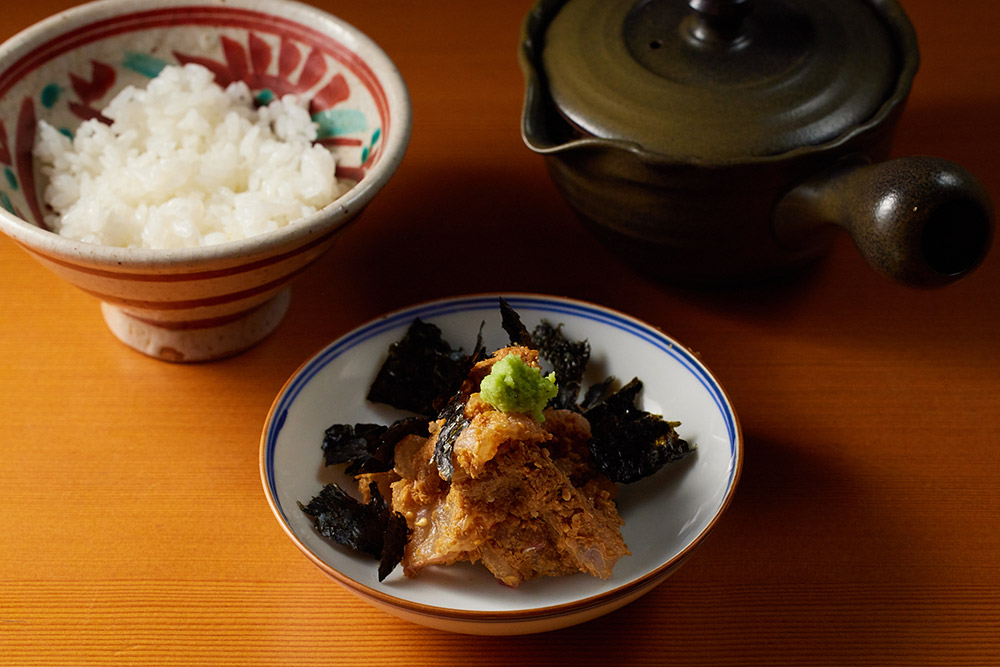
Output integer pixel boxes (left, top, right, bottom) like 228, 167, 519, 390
2, 0, 997, 664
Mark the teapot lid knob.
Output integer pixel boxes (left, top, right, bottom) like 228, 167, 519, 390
686, 0, 754, 44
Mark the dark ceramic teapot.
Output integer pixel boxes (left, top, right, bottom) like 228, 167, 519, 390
520, 0, 994, 287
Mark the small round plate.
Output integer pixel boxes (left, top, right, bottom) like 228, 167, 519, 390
260, 293, 742, 635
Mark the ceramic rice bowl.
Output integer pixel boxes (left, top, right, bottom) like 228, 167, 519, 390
0, 0, 410, 361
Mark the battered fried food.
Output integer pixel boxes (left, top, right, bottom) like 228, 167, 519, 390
388, 390, 628, 586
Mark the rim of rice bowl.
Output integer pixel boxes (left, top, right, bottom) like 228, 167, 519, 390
0, 0, 412, 270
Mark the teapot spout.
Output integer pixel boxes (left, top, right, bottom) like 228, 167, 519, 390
774, 157, 994, 288
519, 0, 574, 153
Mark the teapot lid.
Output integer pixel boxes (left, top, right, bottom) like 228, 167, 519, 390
540, 0, 905, 160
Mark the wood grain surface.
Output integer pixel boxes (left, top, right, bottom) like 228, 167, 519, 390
1, 0, 998, 665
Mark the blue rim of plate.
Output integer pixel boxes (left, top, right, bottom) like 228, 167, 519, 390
260, 292, 742, 623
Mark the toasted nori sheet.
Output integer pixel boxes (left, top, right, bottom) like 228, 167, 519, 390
584, 378, 694, 484
322, 417, 429, 475
499, 297, 533, 346
432, 395, 469, 482
366, 318, 472, 417
378, 494, 410, 581
579, 376, 617, 411
299, 482, 410, 581
362, 315, 487, 483
532, 319, 590, 410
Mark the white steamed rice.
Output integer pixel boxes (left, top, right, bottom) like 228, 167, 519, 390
35, 63, 343, 249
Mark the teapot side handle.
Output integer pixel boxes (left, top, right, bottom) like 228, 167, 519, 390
773, 156, 994, 288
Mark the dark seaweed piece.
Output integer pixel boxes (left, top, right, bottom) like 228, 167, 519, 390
322, 417, 429, 475
532, 319, 591, 410
380, 415, 431, 455
499, 297, 533, 346
457, 323, 487, 393
299, 482, 410, 581
366, 318, 472, 416
378, 495, 410, 582
585, 378, 694, 484
579, 376, 617, 412
322, 423, 385, 471
300, 484, 383, 557
583, 377, 644, 431
432, 395, 470, 482
430, 328, 485, 481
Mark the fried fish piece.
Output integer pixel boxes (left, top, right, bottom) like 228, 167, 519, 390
390, 402, 629, 586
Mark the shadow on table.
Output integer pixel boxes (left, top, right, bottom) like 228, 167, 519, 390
481, 431, 935, 663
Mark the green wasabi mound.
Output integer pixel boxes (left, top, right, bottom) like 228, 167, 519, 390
480, 354, 558, 422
